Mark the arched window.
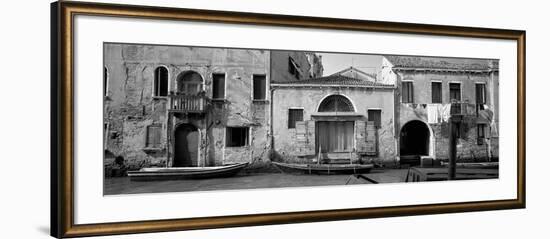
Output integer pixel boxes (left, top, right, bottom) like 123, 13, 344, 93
154, 66, 169, 97
103, 66, 108, 96
318, 95, 354, 112
177, 71, 203, 95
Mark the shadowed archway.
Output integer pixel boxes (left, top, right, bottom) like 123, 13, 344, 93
400, 120, 430, 156
173, 124, 199, 167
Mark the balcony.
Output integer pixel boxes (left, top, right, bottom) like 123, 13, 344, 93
450, 102, 482, 116
168, 94, 209, 114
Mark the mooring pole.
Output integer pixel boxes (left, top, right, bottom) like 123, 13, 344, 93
448, 114, 462, 180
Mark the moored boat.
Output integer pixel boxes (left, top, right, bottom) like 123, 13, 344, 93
272, 161, 373, 175
440, 161, 498, 169
127, 162, 249, 181
406, 167, 499, 182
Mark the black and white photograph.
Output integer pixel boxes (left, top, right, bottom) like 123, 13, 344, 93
4, 0, 544, 238
103, 43, 499, 195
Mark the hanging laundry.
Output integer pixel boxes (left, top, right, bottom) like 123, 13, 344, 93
441, 104, 451, 122
478, 108, 494, 124
427, 104, 440, 123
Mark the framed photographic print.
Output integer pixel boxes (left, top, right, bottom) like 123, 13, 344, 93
51, 1, 526, 238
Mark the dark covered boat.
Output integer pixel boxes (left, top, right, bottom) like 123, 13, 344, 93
127, 162, 249, 181
406, 167, 499, 182
272, 162, 373, 175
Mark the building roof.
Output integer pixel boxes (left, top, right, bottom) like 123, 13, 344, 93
330, 66, 377, 81
384, 55, 499, 71
272, 74, 393, 88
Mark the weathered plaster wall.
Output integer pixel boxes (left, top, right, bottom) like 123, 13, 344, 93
103, 43, 271, 170
397, 72, 497, 106
271, 87, 397, 163
395, 71, 499, 161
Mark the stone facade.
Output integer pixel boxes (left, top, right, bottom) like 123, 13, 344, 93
103, 44, 499, 174
103, 44, 322, 171
270, 73, 397, 165
104, 44, 272, 169
382, 56, 499, 162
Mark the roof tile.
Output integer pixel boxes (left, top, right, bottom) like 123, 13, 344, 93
274, 74, 393, 87
385, 56, 499, 71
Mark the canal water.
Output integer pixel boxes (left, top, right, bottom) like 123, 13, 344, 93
104, 170, 409, 195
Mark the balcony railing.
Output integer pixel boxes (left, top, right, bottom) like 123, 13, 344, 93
168, 94, 209, 113
450, 102, 482, 116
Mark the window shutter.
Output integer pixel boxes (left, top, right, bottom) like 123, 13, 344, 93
476, 84, 486, 104
355, 120, 367, 153
432, 82, 442, 103
450, 83, 461, 101
295, 121, 315, 156
295, 121, 307, 144
295, 121, 307, 156
365, 121, 377, 155
305, 120, 316, 155
146, 125, 162, 148
402, 82, 414, 103
409, 82, 414, 103
368, 110, 382, 128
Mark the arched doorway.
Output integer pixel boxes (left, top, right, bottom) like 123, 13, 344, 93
174, 124, 199, 167
316, 95, 355, 154
400, 120, 430, 156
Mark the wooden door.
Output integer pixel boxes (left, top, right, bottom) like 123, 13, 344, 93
316, 121, 354, 153
174, 124, 199, 167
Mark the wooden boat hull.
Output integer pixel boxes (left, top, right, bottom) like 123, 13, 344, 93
127, 163, 249, 181
272, 162, 373, 175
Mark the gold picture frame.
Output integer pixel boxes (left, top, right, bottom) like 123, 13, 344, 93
51, 1, 526, 238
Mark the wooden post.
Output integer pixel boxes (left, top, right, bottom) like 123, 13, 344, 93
317, 145, 322, 165
166, 113, 171, 168
448, 114, 462, 180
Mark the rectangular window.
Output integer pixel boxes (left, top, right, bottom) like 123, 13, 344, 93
146, 125, 162, 148
477, 124, 486, 145
476, 83, 486, 104
477, 124, 485, 138
431, 82, 442, 103
212, 73, 225, 99
288, 109, 304, 129
402, 81, 414, 103
226, 127, 249, 147
154, 67, 168, 97
253, 75, 266, 100
449, 83, 461, 101
367, 109, 382, 128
